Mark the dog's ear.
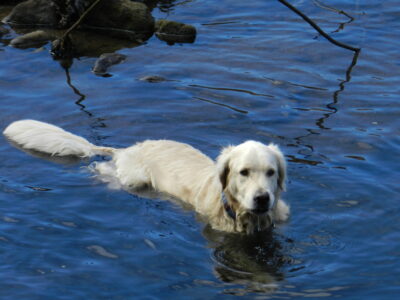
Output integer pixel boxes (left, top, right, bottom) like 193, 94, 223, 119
216, 146, 234, 189
268, 144, 287, 191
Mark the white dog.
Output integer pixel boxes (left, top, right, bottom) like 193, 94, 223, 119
3, 120, 289, 234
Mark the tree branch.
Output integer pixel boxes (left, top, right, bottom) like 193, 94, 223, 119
51, 0, 103, 58
312, 0, 354, 33
277, 0, 360, 52
312, 0, 354, 21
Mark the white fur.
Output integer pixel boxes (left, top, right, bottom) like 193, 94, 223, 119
3, 120, 289, 234
4, 120, 93, 157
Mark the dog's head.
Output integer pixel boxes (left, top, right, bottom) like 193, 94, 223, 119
217, 141, 286, 218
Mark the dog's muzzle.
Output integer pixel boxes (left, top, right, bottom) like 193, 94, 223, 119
252, 193, 270, 215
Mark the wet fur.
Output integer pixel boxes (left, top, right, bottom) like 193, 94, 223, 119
3, 120, 289, 234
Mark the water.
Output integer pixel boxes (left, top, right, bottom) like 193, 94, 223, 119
0, 0, 399, 298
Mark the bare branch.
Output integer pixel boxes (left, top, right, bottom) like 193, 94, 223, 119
312, 0, 354, 33
278, 0, 360, 52
52, 0, 103, 58
312, 0, 354, 21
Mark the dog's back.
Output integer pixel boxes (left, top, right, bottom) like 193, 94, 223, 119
112, 140, 223, 213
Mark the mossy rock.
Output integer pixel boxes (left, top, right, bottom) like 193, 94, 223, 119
155, 19, 196, 44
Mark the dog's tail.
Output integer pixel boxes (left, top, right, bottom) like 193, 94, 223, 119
3, 120, 115, 157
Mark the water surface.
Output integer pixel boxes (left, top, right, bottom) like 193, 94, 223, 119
0, 0, 399, 299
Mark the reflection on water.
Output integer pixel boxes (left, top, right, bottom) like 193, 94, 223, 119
288, 49, 361, 168
204, 226, 289, 294
315, 50, 360, 130
63, 62, 107, 133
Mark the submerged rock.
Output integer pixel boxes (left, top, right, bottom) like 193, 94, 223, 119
10, 30, 55, 48
139, 75, 167, 83
138, 75, 179, 83
92, 52, 127, 76
155, 19, 196, 44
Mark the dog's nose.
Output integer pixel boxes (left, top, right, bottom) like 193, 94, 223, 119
253, 193, 270, 214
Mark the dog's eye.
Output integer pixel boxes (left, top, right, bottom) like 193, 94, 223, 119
266, 169, 275, 177
240, 169, 249, 176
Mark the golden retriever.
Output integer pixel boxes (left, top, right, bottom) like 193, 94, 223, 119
3, 120, 289, 234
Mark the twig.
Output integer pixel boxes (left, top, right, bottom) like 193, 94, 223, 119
60, 0, 103, 41
52, 0, 103, 58
312, 0, 354, 33
277, 0, 360, 52
312, 0, 354, 21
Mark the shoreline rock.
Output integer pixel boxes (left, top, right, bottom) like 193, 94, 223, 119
155, 19, 196, 44
3, 0, 155, 40
10, 30, 56, 48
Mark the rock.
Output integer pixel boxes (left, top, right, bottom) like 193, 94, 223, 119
139, 75, 167, 83
92, 52, 127, 76
1, 1, 26, 4
85, 0, 155, 39
10, 30, 56, 49
3, 0, 155, 40
138, 75, 179, 83
155, 19, 196, 44
3, 0, 60, 27
2, 0, 91, 28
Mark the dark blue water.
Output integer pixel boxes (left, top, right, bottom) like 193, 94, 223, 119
1, 0, 399, 298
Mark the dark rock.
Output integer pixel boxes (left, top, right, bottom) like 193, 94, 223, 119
85, 0, 155, 37
1, 1, 26, 4
3, 0, 155, 40
56, 0, 94, 28
92, 52, 127, 76
10, 30, 56, 48
3, 0, 60, 27
155, 19, 196, 44
139, 75, 168, 83
139, 75, 179, 83
2, 0, 94, 28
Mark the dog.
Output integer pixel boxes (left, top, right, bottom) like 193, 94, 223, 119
3, 120, 290, 234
